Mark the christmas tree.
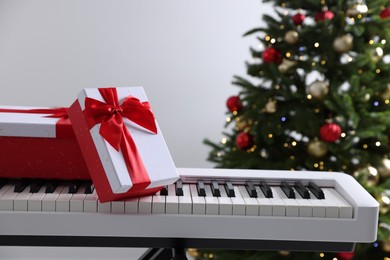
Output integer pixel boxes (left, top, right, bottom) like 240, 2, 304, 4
199, 0, 390, 259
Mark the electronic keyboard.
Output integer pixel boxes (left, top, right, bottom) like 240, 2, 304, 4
0, 168, 379, 253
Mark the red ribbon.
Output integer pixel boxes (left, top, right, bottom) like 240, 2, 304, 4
0, 107, 72, 138
84, 88, 157, 191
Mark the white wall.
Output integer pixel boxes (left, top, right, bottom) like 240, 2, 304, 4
0, 0, 274, 169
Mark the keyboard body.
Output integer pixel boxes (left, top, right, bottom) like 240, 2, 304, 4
0, 168, 379, 252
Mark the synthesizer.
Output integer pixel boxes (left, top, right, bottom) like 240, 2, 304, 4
0, 168, 379, 252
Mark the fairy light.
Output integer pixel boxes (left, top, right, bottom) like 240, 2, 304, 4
320, 0, 326, 4
382, 195, 390, 204
385, 99, 390, 104
376, 69, 381, 74
382, 39, 387, 44
314, 163, 319, 168
284, 143, 289, 148
376, 141, 381, 147
333, 258, 338, 260
312, 62, 316, 67
319, 253, 325, 257
291, 141, 297, 146
357, 14, 363, 19
268, 134, 273, 138
265, 35, 271, 41
233, 111, 238, 116
307, 94, 313, 100
270, 38, 276, 44
321, 60, 326, 65
314, 42, 320, 48
221, 137, 227, 144
226, 117, 231, 122
341, 133, 346, 138
298, 56, 304, 60
290, 156, 295, 160
216, 152, 222, 157
369, 39, 374, 44
363, 144, 368, 149
286, 52, 291, 58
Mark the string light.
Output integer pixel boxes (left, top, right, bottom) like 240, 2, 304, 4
307, 94, 313, 99
281, 116, 287, 122
268, 134, 273, 138
376, 69, 381, 74
319, 253, 325, 257
385, 99, 390, 104
291, 141, 297, 146
270, 38, 276, 44
216, 152, 222, 157
233, 111, 238, 116
374, 101, 379, 107
369, 39, 374, 44
321, 60, 326, 65
314, 42, 320, 48
375, 141, 381, 147
221, 137, 227, 144
286, 52, 291, 58
226, 117, 231, 122
363, 144, 368, 149
265, 35, 271, 41
341, 133, 346, 138
382, 39, 387, 44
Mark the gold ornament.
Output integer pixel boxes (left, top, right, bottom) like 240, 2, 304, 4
378, 158, 390, 178
372, 47, 384, 63
278, 59, 297, 74
380, 84, 390, 100
284, 30, 299, 45
307, 140, 328, 158
307, 80, 329, 99
187, 248, 199, 257
263, 99, 277, 113
382, 236, 390, 252
377, 190, 390, 214
353, 166, 380, 187
236, 118, 253, 132
333, 34, 353, 53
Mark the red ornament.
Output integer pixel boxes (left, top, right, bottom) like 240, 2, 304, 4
292, 13, 305, 25
380, 7, 390, 19
335, 251, 355, 260
226, 96, 242, 113
236, 132, 253, 150
320, 123, 342, 143
262, 47, 283, 64
315, 10, 335, 21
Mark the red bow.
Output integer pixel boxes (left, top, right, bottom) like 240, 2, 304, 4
84, 88, 157, 191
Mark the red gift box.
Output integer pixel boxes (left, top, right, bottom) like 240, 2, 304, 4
0, 106, 89, 180
68, 87, 179, 202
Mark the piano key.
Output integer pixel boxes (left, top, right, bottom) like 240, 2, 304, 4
125, 197, 139, 214
204, 185, 219, 215
27, 186, 47, 211
165, 184, 179, 214
269, 186, 286, 216
14, 184, 35, 211
259, 181, 273, 198
175, 180, 183, 196
0, 184, 20, 210
281, 182, 295, 199
178, 184, 192, 214
238, 186, 259, 216
84, 182, 94, 194
225, 181, 235, 197
139, 196, 153, 214
293, 188, 313, 217
45, 180, 59, 193
159, 186, 168, 196
68, 181, 81, 194
254, 186, 273, 216
152, 193, 166, 214
42, 185, 65, 212
189, 184, 206, 215
29, 181, 44, 193
295, 182, 310, 199
211, 181, 220, 197
70, 185, 87, 212
83, 189, 98, 212
322, 188, 353, 218
218, 185, 233, 215
245, 181, 257, 198
308, 182, 325, 199
111, 200, 125, 213
230, 186, 246, 215
307, 190, 326, 218
14, 180, 29, 193
56, 185, 74, 212
197, 181, 206, 197
274, 187, 299, 217
0, 179, 7, 189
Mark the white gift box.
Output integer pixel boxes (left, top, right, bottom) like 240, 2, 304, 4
68, 87, 179, 202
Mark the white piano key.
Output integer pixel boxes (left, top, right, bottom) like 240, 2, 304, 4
189, 184, 206, 215
204, 185, 219, 215
270, 186, 286, 216
83, 190, 98, 212
178, 184, 192, 214
69, 187, 87, 212
274, 187, 299, 217
111, 200, 125, 213
307, 190, 327, 218
0, 184, 19, 210
152, 194, 166, 214
139, 196, 153, 214
42, 185, 65, 212
318, 189, 340, 218
323, 188, 353, 218
27, 186, 47, 211
165, 184, 179, 214
255, 186, 272, 216
125, 197, 139, 214
293, 189, 313, 217
237, 186, 256, 216
0, 184, 12, 197
56, 186, 73, 212
217, 185, 233, 215
97, 201, 111, 213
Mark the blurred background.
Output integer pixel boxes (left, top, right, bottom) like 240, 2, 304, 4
0, 0, 271, 258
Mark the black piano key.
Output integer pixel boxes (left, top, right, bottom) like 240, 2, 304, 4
197, 181, 206, 197
14, 180, 29, 193
259, 181, 273, 198
225, 181, 235, 197
160, 185, 168, 196
245, 181, 257, 198
45, 180, 59, 193
68, 181, 81, 194
211, 181, 220, 197
308, 182, 325, 200
295, 182, 310, 199
84, 182, 94, 194
0, 179, 8, 189
175, 180, 183, 196
281, 181, 295, 199
29, 181, 44, 193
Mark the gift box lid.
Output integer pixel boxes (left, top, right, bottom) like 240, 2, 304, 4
70, 87, 179, 198
0, 106, 73, 138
